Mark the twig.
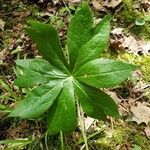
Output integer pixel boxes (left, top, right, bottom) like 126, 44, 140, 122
77, 100, 89, 150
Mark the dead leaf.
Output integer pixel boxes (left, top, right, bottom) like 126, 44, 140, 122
130, 102, 150, 125
92, 0, 123, 11
110, 28, 125, 51
52, 0, 60, 5
84, 116, 95, 130
0, 51, 4, 65
11, 0, 19, 5
92, 0, 103, 11
123, 36, 150, 55
105, 0, 123, 8
138, 40, 150, 55
123, 35, 138, 52
142, 0, 150, 11
111, 28, 124, 35
111, 28, 150, 55
110, 38, 125, 51
64, 0, 80, 5
0, 145, 5, 150
144, 127, 150, 137
0, 19, 5, 31
133, 81, 150, 93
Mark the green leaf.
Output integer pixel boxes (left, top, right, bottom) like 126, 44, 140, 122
67, 4, 93, 70
14, 67, 50, 87
29, 21, 67, 64
14, 59, 68, 87
16, 59, 67, 77
9, 83, 63, 118
74, 15, 111, 71
74, 81, 106, 119
75, 58, 136, 88
0, 139, 31, 145
0, 138, 31, 150
74, 81, 119, 119
10, 4, 137, 136
0, 104, 12, 113
135, 18, 145, 26
47, 80, 77, 135
144, 15, 150, 22
25, 21, 69, 73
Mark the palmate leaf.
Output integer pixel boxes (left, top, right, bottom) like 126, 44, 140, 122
73, 15, 111, 71
74, 81, 119, 119
47, 80, 77, 135
67, 4, 93, 70
10, 3, 137, 135
67, 4, 111, 71
14, 59, 67, 87
75, 58, 136, 88
9, 82, 63, 118
25, 21, 69, 73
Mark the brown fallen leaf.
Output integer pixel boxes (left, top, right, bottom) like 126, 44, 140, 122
64, 0, 80, 5
92, 0, 123, 11
84, 116, 95, 131
144, 127, 150, 137
0, 19, 5, 31
0, 145, 5, 150
142, 0, 150, 11
111, 28, 150, 55
110, 28, 125, 51
104, 0, 123, 8
130, 102, 150, 125
138, 40, 150, 55
133, 81, 150, 93
123, 36, 150, 55
92, 0, 104, 11
111, 28, 124, 35
11, 0, 19, 5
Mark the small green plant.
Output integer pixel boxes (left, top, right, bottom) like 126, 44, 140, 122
9, 4, 136, 137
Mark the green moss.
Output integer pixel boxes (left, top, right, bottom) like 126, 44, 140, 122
118, 0, 140, 23
140, 56, 150, 82
90, 120, 150, 149
116, 0, 150, 39
94, 139, 114, 150
92, 123, 131, 149
123, 0, 133, 10
25, 4, 41, 22
133, 133, 150, 149
117, 53, 150, 82
132, 24, 150, 40
122, 9, 134, 22
113, 128, 126, 144
28, 4, 40, 17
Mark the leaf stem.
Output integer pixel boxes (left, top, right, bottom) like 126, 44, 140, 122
77, 100, 89, 150
60, 131, 64, 150
45, 132, 49, 150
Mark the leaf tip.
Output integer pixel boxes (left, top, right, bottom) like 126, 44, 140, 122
130, 64, 138, 71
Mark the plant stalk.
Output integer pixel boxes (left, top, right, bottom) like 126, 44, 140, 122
45, 132, 49, 150
77, 100, 89, 150
60, 131, 64, 150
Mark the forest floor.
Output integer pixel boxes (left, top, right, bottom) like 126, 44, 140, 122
0, 0, 150, 150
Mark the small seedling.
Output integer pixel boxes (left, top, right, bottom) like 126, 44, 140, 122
135, 16, 150, 26
9, 4, 136, 138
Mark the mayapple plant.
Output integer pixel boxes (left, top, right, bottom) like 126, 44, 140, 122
9, 4, 136, 135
